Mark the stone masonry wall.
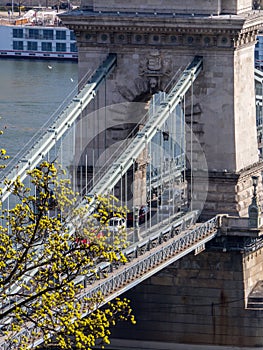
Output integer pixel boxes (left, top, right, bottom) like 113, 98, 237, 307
110, 248, 263, 347
76, 25, 259, 173
234, 45, 258, 172
92, 0, 220, 15
243, 246, 263, 303
81, 0, 253, 15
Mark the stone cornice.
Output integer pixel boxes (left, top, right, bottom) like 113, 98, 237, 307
68, 24, 242, 35
185, 161, 263, 180
60, 11, 263, 49
60, 10, 263, 33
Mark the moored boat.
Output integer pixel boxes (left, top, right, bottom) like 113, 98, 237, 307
0, 9, 78, 61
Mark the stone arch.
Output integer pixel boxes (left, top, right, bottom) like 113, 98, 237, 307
115, 77, 158, 104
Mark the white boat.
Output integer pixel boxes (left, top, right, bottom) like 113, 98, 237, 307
0, 10, 78, 60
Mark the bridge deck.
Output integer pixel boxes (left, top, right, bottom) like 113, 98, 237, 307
0, 214, 218, 349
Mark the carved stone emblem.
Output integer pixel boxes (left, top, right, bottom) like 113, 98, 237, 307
139, 49, 172, 93
115, 49, 173, 102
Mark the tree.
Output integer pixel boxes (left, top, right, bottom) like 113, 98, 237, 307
0, 161, 135, 349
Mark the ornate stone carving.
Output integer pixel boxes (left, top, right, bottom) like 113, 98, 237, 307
134, 77, 148, 95
116, 85, 135, 101
139, 49, 172, 92
235, 29, 258, 48
146, 50, 162, 71
115, 77, 149, 102
114, 51, 173, 102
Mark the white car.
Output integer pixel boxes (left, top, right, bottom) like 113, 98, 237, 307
108, 217, 126, 233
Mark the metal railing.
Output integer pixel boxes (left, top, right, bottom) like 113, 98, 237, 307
0, 213, 218, 349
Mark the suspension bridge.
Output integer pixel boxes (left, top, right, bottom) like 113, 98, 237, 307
0, 52, 261, 348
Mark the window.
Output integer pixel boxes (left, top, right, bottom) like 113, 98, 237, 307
13, 41, 23, 50
56, 43, 66, 52
56, 30, 66, 40
41, 42, 52, 51
70, 31, 76, 41
27, 41, 38, 51
28, 29, 40, 39
13, 28, 23, 38
70, 43, 77, 52
43, 29, 53, 40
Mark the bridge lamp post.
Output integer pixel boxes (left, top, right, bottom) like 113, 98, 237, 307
252, 175, 259, 197
248, 175, 262, 228
162, 131, 169, 141
133, 206, 141, 242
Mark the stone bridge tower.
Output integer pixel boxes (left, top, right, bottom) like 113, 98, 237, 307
61, 0, 263, 219
59, 1, 263, 349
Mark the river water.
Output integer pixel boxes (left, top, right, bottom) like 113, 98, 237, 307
0, 58, 78, 159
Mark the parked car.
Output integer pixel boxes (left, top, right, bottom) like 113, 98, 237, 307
126, 205, 150, 227
108, 217, 126, 233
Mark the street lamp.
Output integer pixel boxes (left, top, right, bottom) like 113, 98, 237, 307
162, 131, 169, 141
249, 175, 261, 228
252, 175, 259, 197
133, 206, 141, 242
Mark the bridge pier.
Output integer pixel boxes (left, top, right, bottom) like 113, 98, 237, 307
187, 163, 263, 220
108, 223, 263, 348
